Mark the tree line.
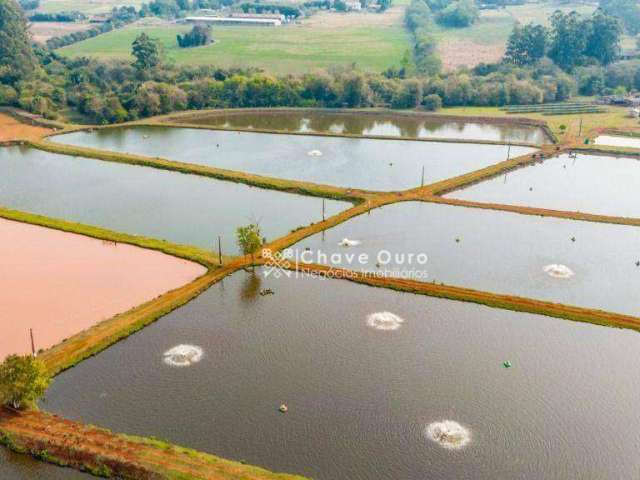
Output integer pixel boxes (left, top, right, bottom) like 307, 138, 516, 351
505, 10, 622, 71
2, 0, 640, 126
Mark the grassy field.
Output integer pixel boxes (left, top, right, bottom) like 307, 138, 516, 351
58, 9, 411, 74
439, 104, 640, 143
37, 0, 146, 14
434, 2, 597, 70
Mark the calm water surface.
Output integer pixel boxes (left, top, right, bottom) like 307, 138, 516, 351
290, 202, 640, 316
594, 135, 640, 149
0, 448, 89, 479
44, 270, 640, 479
176, 110, 550, 144
446, 153, 640, 218
0, 146, 347, 252
54, 127, 536, 191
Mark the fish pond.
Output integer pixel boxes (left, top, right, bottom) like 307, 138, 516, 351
43, 270, 640, 480
53, 127, 536, 191
445, 152, 640, 218
0, 146, 347, 252
170, 110, 550, 144
289, 201, 640, 316
0, 218, 205, 359
594, 135, 640, 149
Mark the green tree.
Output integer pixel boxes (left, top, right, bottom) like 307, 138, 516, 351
391, 78, 422, 108
599, 0, 640, 35
436, 0, 478, 27
177, 24, 212, 48
504, 23, 548, 66
0, 355, 51, 410
584, 11, 621, 65
422, 93, 442, 111
548, 11, 588, 71
132, 33, 161, 72
341, 73, 372, 107
0, 0, 39, 84
236, 223, 262, 267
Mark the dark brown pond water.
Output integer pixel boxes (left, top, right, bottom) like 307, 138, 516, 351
0, 448, 89, 479
175, 110, 550, 144
53, 127, 536, 191
0, 146, 347, 253
445, 153, 640, 218
44, 270, 640, 480
289, 201, 640, 316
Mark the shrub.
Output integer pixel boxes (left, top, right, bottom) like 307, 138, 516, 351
422, 93, 442, 111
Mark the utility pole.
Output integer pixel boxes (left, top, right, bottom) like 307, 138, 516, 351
578, 117, 583, 137
217, 236, 223, 266
421, 165, 425, 187
322, 199, 326, 222
506, 143, 511, 161
30, 328, 35, 356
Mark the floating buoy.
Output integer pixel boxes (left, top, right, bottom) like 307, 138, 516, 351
339, 238, 361, 247
571, 237, 576, 242
279, 404, 288, 413
503, 360, 512, 368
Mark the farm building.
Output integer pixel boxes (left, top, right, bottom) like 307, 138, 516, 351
181, 15, 282, 26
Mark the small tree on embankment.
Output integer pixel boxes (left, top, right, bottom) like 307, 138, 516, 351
237, 223, 262, 270
0, 355, 51, 410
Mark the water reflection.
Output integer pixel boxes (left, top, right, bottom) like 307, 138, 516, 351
180, 110, 549, 144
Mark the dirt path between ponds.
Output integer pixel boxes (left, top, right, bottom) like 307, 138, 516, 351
0, 113, 52, 142
0, 407, 306, 480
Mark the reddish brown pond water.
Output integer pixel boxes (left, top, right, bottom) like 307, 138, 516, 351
0, 219, 206, 359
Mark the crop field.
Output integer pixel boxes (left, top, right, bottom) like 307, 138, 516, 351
434, 2, 597, 70
57, 8, 411, 74
28, 21, 96, 44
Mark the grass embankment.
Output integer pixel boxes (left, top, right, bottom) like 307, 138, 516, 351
57, 9, 410, 74
0, 207, 222, 268
289, 263, 640, 332
34, 137, 365, 202
0, 408, 308, 480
